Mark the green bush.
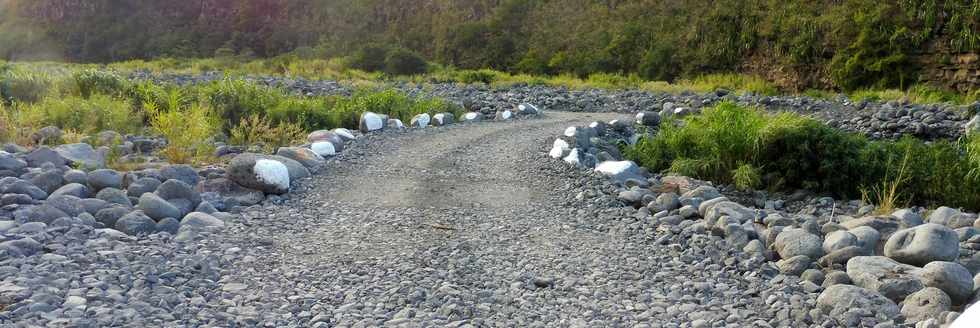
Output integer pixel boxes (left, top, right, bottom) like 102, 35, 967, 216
348, 44, 390, 72
267, 96, 335, 130
23, 94, 142, 134
625, 101, 980, 210
384, 48, 429, 76
204, 79, 284, 129
0, 70, 53, 104
71, 69, 127, 98
456, 69, 498, 84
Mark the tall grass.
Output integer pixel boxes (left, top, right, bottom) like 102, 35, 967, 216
625, 101, 980, 210
0, 69, 54, 104
147, 101, 219, 164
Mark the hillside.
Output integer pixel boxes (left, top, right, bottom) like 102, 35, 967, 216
1, 0, 978, 92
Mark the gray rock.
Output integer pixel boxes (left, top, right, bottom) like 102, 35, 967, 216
635, 111, 661, 127
884, 223, 959, 266
824, 230, 860, 253
196, 178, 265, 206
1, 193, 34, 206
78, 198, 109, 215
774, 228, 824, 260
54, 143, 105, 169
823, 271, 852, 287
0, 153, 26, 171
14, 205, 68, 224
159, 164, 200, 186
50, 183, 90, 198
847, 256, 924, 303
87, 169, 123, 191
155, 217, 180, 235
653, 193, 681, 212
817, 285, 899, 324
917, 261, 974, 305
276, 147, 325, 169
32, 126, 62, 144
137, 193, 181, 221
358, 112, 387, 132
114, 211, 157, 236
96, 188, 132, 207
127, 177, 161, 197
682, 186, 722, 202
45, 195, 86, 216
181, 212, 225, 230
850, 226, 882, 253
892, 209, 924, 228
0, 237, 43, 257
62, 169, 88, 185
25, 147, 67, 167
704, 201, 756, 229
777, 255, 812, 276
30, 170, 64, 195
155, 179, 201, 208
195, 201, 218, 214
802, 269, 826, 285
901, 287, 951, 323
95, 206, 131, 228
2, 180, 47, 200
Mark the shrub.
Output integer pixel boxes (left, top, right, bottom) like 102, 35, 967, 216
456, 69, 498, 84
204, 79, 284, 129
0, 70, 53, 104
625, 101, 980, 210
229, 115, 306, 152
22, 94, 142, 134
348, 44, 390, 72
147, 102, 219, 164
71, 69, 127, 98
267, 96, 334, 131
384, 48, 428, 76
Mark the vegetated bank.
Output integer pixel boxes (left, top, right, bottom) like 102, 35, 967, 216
624, 102, 980, 211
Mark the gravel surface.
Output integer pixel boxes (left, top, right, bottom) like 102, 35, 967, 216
194, 112, 824, 327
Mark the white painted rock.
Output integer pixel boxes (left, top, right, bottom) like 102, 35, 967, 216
562, 148, 581, 166
310, 142, 336, 157
517, 103, 540, 115
410, 113, 431, 128
951, 302, 980, 328
358, 112, 386, 133
388, 119, 406, 130
564, 126, 577, 137
594, 160, 646, 184
253, 159, 290, 193
432, 113, 455, 126
549, 139, 570, 159
495, 110, 513, 120
332, 128, 356, 141
463, 112, 481, 122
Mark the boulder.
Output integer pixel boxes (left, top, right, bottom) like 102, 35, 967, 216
901, 287, 952, 324
824, 230, 860, 253
54, 143, 105, 169
777, 255, 812, 276
307, 130, 345, 151
892, 209, 924, 227
95, 206, 130, 227
818, 245, 871, 268
884, 223, 959, 266
850, 226, 882, 253
0, 237, 43, 257
181, 212, 225, 230
87, 169, 123, 191
25, 147, 67, 167
704, 201, 756, 227
495, 110, 513, 120
62, 169, 88, 185
774, 228, 824, 260
196, 178, 265, 207
310, 142, 336, 157
137, 193, 181, 221
127, 177, 161, 198
462, 112, 481, 122
331, 128, 356, 141
594, 161, 646, 186
917, 261, 974, 305
50, 183, 90, 199
276, 147, 325, 169
114, 211, 157, 236
154, 179, 202, 208
226, 154, 290, 194
0, 153, 26, 171
358, 111, 386, 133
159, 164, 200, 186
516, 103, 540, 116
387, 118, 405, 130
410, 113, 431, 128
432, 113, 455, 126
30, 170, 64, 195
155, 217, 180, 235
817, 285, 899, 323
847, 256, 924, 303
635, 111, 661, 127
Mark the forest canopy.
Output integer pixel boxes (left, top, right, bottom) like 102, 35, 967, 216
0, 0, 978, 91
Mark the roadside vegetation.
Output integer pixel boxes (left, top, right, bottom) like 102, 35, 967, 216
624, 102, 980, 211
0, 66, 465, 163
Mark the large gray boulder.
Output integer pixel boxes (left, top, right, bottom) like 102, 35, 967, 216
704, 201, 756, 227
306, 130, 344, 152
25, 147, 67, 167
0, 152, 26, 171
54, 143, 105, 169
824, 230, 859, 253
774, 228, 824, 260
3, 180, 48, 200
181, 212, 225, 230
114, 211, 157, 236
95, 206, 131, 227
917, 261, 974, 305
87, 169, 123, 191
50, 183, 90, 199
635, 111, 661, 127
817, 285, 899, 324
127, 177, 161, 197
31, 170, 64, 195
154, 179, 201, 208
901, 287, 952, 323
884, 223, 959, 266
227, 153, 292, 194
160, 164, 200, 186
137, 193, 181, 221
847, 256, 924, 303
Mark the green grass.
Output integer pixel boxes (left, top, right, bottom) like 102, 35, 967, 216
624, 102, 980, 210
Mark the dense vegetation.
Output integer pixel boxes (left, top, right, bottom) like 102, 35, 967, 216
1, 0, 978, 92
0, 65, 463, 164
625, 102, 980, 211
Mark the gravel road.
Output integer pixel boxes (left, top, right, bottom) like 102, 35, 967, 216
199, 111, 825, 327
